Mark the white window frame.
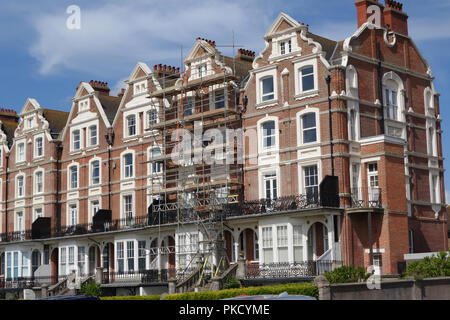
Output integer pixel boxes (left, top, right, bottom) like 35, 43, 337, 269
257, 116, 280, 153
261, 226, 274, 264
68, 163, 79, 190
33, 207, 44, 222
148, 146, 163, 175
78, 98, 90, 113
67, 203, 78, 227
16, 140, 26, 163
15, 211, 25, 233
71, 129, 82, 151
429, 172, 441, 204
34, 169, 44, 194
33, 135, 44, 159
89, 158, 101, 186
294, 58, 319, 98
126, 114, 137, 137
88, 125, 98, 147
299, 161, 322, 195
146, 109, 158, 128
122, 151, 135, 179
255, 66, 278, 107
121, 193, 135, 222
296, 108, 321, 147
16, 174, 25, 198
133, 80, 147, 96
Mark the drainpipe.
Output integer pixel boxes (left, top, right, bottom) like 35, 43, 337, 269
326, 75, 335, 176
377, 42, 386, 135
105, 131, 115, 211
56, 143, 63, 232
4, 154, 9, 235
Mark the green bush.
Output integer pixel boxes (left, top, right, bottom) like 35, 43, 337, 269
101, 295, 161, 301
162, 282, 318, 300
405, 252, 450, 280
224, 276, 241, 289
324, 265, 370, 284
79, 280, 103, 297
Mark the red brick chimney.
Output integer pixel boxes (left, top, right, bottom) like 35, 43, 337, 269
118, 88, 126, 98
383, 0, 408, 35
355, 0, 385, 28
0, 108, 19, 123
89, 80, 110, 96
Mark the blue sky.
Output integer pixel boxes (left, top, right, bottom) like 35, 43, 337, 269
0, 0, 449, 200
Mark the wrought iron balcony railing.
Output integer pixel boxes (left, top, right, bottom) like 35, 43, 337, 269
245, 261, 342, 279
0, 193, 341, 243
350, 187, 383, 209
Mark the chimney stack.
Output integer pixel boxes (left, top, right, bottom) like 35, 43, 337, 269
355, 0, 385, 29
89, 80, 111, 96
0, 108, 19, 123
383, 0, 408, 35
118, 88, 126, 98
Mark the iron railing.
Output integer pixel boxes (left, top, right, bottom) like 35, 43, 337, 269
350, 187, 382, 208
245, 261, 342, 279
102, 269, 175, 284
0, 275, 60, 289
0, 193, 341, 243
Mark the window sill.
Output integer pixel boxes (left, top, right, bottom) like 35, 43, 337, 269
33, 156, 45, 162
123, 137, 139, 143
294, 90, 319, 101
255, 99, 279, 109
86, 146, 99, 152
16, 161, 26, 166
69, 150, 83, 156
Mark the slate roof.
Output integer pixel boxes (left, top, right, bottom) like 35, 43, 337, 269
97, 95, 122, 125
41, 109, 70, 139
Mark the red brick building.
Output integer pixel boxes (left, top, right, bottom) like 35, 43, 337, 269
0, 0, 447, 292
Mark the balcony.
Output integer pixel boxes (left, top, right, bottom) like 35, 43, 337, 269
350, 187, 383, 209
245, 261, 342, 279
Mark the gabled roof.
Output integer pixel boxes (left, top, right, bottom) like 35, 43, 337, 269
97, 95, 122, 124
41, 109, 70, 139
185, 39, 217, 63
0, 120, 19, 148
264, 12, 305, 38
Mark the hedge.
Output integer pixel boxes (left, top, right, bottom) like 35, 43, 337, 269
162, 282, 318, 300
101, 295, 161, 301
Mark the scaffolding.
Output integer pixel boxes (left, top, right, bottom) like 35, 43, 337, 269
143, 43, 253, 281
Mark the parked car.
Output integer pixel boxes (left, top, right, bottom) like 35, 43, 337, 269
223, 292, 316, 300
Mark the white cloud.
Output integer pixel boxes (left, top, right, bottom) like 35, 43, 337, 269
28, 0, 270, 77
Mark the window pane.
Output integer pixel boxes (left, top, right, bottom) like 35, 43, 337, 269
302, 114, 317, 144
262, 77, 274, 101
302, 67, 315, 92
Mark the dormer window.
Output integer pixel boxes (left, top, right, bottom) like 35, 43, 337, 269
198, 65, 207, 78
26, 117, 34, 129
134, 81, 147, 95
280, 39, 292, 55
79, 99, 90, 112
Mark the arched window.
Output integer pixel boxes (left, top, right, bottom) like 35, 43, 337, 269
384, 79, 399, 120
